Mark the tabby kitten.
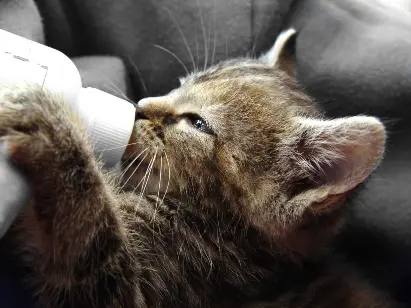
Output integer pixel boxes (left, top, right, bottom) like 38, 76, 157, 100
2, 29, 395, 307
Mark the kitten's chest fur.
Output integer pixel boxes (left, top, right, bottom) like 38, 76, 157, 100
121, 196, 385, 308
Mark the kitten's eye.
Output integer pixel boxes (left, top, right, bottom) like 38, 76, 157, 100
183, 113, 213, 135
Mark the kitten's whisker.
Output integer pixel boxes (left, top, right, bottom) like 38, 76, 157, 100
155, 153, 163, 211
102, 77, 134, 103
132, 158, 153, 192
250, 0, 275, 57
100, 142, 140, 153
151, 152, 162, 223
136, 148, 158, 214
133, 172, 147, 192
135, 148, 157, 195
225, 35, 228, 60
161, 151, 171, 205
249, 0, 256, 57
146, 149, 157, 192
128, 57, 148, 97
120, 150, 149, 190
195, 37, 200, 70
196, 0, 208, 70
104, 83, 124, 101
117, 148, 141, 183
121, 155, 149, 192
164, 7, 197, 72
120, 148, 140, 168
211, 0, 217, 66
206, 5, 212, 68
120, 147, 148, 178
154, 44, 189, 75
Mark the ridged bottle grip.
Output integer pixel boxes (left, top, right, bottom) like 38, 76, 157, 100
75, 88, 136, 167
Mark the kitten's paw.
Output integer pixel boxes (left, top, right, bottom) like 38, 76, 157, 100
0, 85, 92, 178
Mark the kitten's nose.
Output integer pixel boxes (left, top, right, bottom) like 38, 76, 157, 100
137, 97, 151, 108
137, 96, 168, 108
135, 98, 153, 121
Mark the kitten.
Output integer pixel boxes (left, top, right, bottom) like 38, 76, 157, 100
1, 29, 396, 307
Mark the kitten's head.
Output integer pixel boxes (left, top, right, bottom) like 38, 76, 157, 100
123, 29, 385, 254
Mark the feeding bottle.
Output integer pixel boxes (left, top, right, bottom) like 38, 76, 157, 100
0, 29, 136, 167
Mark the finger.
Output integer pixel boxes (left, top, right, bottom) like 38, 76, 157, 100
0, 142, 31, 239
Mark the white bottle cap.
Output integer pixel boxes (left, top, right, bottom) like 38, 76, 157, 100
75, 87, 136, 168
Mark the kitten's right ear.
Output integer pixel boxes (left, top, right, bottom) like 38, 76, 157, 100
260, 28, 297, 76
290, 115, 386, 213
280, 116, 385, 255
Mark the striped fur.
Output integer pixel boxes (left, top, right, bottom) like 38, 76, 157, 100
1, 33, 394, 307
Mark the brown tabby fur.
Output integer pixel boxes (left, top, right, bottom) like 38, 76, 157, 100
0, 31, 396, 307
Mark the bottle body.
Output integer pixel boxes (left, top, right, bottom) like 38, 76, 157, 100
0, 29, 136, 167
0, 28, 81, 105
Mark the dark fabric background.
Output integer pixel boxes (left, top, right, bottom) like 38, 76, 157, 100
284, 1, 411, 303
35, 0, 293, 96
0, 0, 410, 307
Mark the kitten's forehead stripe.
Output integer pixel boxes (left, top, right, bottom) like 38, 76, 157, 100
176, 59, 316, 118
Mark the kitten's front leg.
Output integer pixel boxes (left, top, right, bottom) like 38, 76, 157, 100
0, 86, 143, 308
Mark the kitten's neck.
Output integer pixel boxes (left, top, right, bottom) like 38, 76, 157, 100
129, 194, 326, 307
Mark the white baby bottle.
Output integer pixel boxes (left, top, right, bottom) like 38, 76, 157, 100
0, 29, 136, 168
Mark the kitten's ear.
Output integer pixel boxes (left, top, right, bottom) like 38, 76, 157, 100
292, 116, 386, 211
260, 28, 297, 76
